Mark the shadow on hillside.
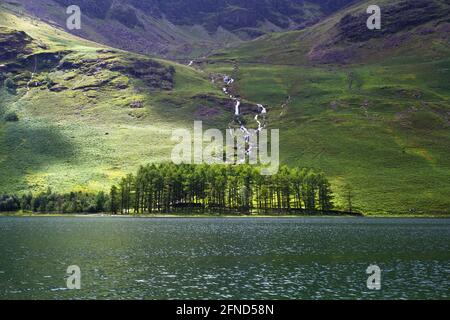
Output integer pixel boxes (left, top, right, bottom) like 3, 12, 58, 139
0, 121, 75, 193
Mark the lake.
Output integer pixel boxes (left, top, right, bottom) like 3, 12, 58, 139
0, 217, 449, 300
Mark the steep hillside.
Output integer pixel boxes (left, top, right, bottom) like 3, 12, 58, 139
204, 0, 450, 214
4, 0, 355, 59
0, 7, 229, 194
1, 0, 449, 215
211, 0, 450, 64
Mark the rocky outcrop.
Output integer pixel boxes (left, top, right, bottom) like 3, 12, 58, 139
337, 0, 450, 42
110, 59, 175, 90
57, 56, 175, 90
0, 27, 33, 61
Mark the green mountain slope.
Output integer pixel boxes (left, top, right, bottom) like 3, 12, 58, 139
0, 8, 228, 194
203, 0, 450, 214
1, 0, 449, 215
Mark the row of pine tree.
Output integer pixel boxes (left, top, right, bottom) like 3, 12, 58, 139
110, 163, 334, 214
0, 163, 334, 215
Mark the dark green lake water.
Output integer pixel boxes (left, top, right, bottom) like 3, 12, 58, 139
0, 217, 449, 300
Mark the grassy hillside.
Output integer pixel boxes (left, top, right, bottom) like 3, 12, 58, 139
203, 0, 450, 214
0, 8, 228, 194
1, 1, 449, 215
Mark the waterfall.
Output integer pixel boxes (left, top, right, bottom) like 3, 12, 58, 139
221, 75, 268, 157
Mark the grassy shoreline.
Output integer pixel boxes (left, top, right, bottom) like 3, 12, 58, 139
1, 212, 449, 218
